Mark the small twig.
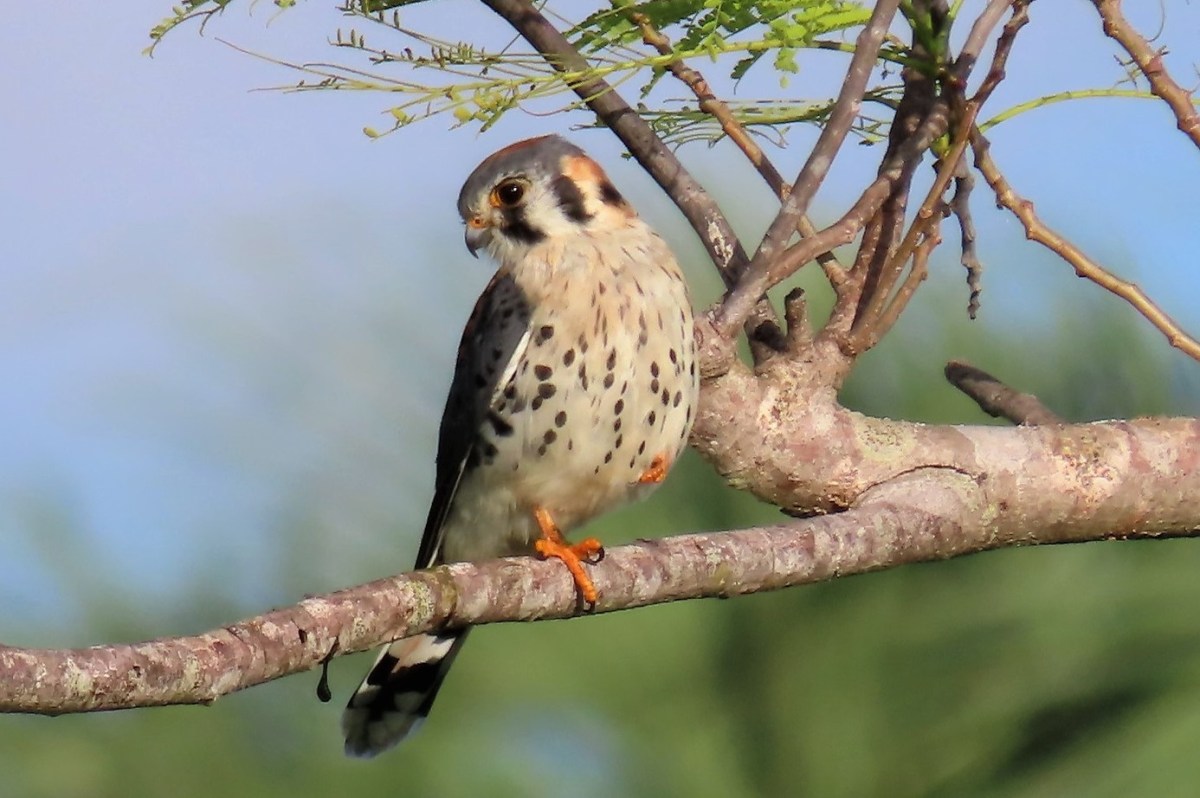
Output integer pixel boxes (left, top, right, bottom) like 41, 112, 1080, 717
719, 171, 903, 338
952, 0, 1022, 88
947, 0, 1028, 322
949, 163, 983, 319
757, 0, 900, 256
945, 360, 1063, 425
867, 211, 943, 343
627, 11, 846, 354
629, 12, 789, 199
972, 129, 1200, 362
848, 102, 979, 350
713, 0, 902, 337
964, 0, 1030, 105
1091, 0, 1200, 151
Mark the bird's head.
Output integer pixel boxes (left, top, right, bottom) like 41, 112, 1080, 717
456, 135, 633, 264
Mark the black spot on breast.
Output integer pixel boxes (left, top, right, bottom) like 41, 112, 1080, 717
535, 364, 552, 380
637, 441, 646, 455
554, 410, 567, 427
614, 398, 624, 416
543, 429, 557, 445
606, 349, 617, 371
651, 362, 660, 378
535, 325, 555, 345
604, 451, 613, 464
614, 433, 623, 449
647, 410, 657, 426
613, 418, 622, 432
669, 348, 678, 365
603, 373, 614, 389
661, 388, 671, 406
563, 349, 576, 366
538, 383, 557, 399
577, 334, 589, 354
673, 391, 682, 407
650, 378, 660, 394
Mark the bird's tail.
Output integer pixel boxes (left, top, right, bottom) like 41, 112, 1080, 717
341, 629, 469, 757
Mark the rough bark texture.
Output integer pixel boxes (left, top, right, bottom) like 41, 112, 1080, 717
4, 445, 1197, 715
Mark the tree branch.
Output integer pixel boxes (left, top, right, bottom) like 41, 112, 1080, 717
944, 359, 1063, 425
629, 11, 789, 200
715, 0, 901, 337
971, 128, 1200, 362
5, 446, 1199, 716
1091, 0, 1200, 151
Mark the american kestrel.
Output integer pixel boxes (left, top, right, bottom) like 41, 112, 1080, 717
341, 135, 698, 756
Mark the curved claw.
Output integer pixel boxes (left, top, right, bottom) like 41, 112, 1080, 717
533, 507, 603, 605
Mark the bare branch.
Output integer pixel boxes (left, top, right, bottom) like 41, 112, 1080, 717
952, 0, 1019, 85
629, 11, 789, 200
972, 129, 1200, 362
848, 102, 978, 350
962, 0, 1029, 104
714, 0, 902, 337
945, 360, 1063, 425
689, 329, 1200, 519
949, 162, 984, 319
5, 439, 1199, 716
1091, 0, 1200, 151
865, 211, 942, 343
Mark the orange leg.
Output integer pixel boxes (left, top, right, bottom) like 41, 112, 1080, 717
533, 506, 603, 606
637, 452, 671, 485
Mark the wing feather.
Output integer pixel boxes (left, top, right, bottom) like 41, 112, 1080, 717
413, 272, 531, 568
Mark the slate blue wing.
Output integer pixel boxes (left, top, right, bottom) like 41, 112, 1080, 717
412, 271, 531, 569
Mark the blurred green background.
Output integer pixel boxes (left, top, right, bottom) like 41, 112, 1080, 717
5, 2, 1200, 796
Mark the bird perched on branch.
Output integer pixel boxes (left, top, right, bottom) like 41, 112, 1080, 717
342, 135, 698, 757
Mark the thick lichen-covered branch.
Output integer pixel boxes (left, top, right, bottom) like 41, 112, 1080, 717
5, 429, 1199, 716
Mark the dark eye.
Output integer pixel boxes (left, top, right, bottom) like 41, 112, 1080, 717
495, 180, 525, 207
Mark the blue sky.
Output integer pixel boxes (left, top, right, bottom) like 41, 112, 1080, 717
2, 0, 1199, 628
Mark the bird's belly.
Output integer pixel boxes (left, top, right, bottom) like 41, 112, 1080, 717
439, 432, 672, 563
440, 251, 697, 565
441, 375, 691, 564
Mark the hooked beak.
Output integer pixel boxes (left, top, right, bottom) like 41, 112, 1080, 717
464, 221, 491, 258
